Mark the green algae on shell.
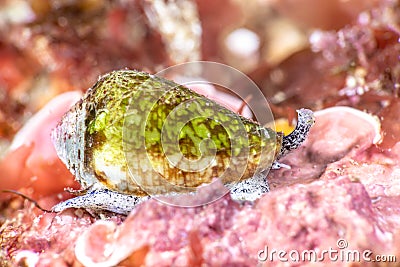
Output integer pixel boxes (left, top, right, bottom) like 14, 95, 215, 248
52, 70, 283, 197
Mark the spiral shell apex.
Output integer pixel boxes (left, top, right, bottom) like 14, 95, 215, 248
51, 97, 97, 188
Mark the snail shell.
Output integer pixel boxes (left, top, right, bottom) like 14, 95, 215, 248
52, 70, 282, 195
51, 70, 314, 214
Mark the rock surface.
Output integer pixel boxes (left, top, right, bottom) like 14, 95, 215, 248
3, 105, 399, 266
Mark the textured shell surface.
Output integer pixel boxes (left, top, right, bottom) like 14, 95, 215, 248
52, 70, 283, 197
